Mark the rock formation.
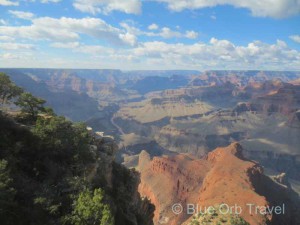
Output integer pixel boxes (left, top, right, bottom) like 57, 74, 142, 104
138, 143, 300, 225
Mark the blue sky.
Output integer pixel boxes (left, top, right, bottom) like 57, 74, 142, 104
0, 0, 300, 70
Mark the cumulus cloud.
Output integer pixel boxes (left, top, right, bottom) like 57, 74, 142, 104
4, 38, 300, 70
159, 27, 181, 38
0, 17, 135, 46
185, 30, 198, 39
121, 22, 198, 40
119, 32, 137, 46
73, 0, 141, 14
0, 35, 14, 41
0, 0, 18, 6
51, 42, 80, 48
9, 10, 35, 20
0, 42, 35, 50
52, 38, 300, 70
148, 23, 159, 30
129, 38, 300, 69
151, 27, 198, 39
155, 0, 300, 18
289, 35, 300, 43
50, 41, 115, 55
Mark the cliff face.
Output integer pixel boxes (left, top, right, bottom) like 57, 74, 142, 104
189, 71, 300, 88
235, 83, 300, 116
243, 149, 300, 180
138, 151, 211, 225
253, 84, 300, 115
138, 143, 300, 225
45, 72, 117, 96
81, 132, 156, 225
197, 143, 268, 225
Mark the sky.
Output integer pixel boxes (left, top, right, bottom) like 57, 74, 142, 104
0, 0, 300, 70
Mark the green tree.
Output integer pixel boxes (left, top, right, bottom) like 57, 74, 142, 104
15, 92, 46, 119
33, 116, 93, 168
68, 188, 114, 225
0, 160, 17, 223
0, 73, 23, 105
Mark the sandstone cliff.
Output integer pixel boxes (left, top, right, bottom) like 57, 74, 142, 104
138, 143, 300, 225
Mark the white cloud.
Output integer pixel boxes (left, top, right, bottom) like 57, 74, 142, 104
130, 39, 300, 69
50, 42, 115, 55
51, 42, 80, 48
159, 27, 181, 38
0, 0, 18, 6
3, 39, 300, 70
1, 53, 18, 59
120, 22, 142, 36
0, 51, 36, 67
73, 0, 141, 15
0, 19, 7, 25
121, 22, 198, 40
148, 23, 159, 30
41, 0, 61, 3
75, 45, 114, 55
0, 17, 134, 45
0, 35, 15, 41
9, 10, 35, 20
155, 0, 300, 18
151, 27, 199, 39
185, 30, 198, 39
289, 35, 300, 43
51, 38, 300, 70
0, 42, 35, 50
119, 32, 137, 46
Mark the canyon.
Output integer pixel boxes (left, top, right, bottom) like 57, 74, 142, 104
2, 68, 300, 224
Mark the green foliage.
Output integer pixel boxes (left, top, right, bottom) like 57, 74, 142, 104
0, 111, 96, 224
67, 188, 114, 225
43, 106, 56, 116
33, 116, 93, 169
0, 159, 15, 201
0, 73, 23, 104
15, 92, 46, 120
189, 205, 250, 225
0, 159, 17, 224
0, 79, 154, 225
229, 216, 250, 225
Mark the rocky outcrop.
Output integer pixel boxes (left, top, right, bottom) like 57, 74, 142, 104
138, 151, 210, 224
138, 143, 300, 225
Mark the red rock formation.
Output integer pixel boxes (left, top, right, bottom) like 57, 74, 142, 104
138, 151, 210, 224
197, 143, 269, 225
138, 143, 300, 225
